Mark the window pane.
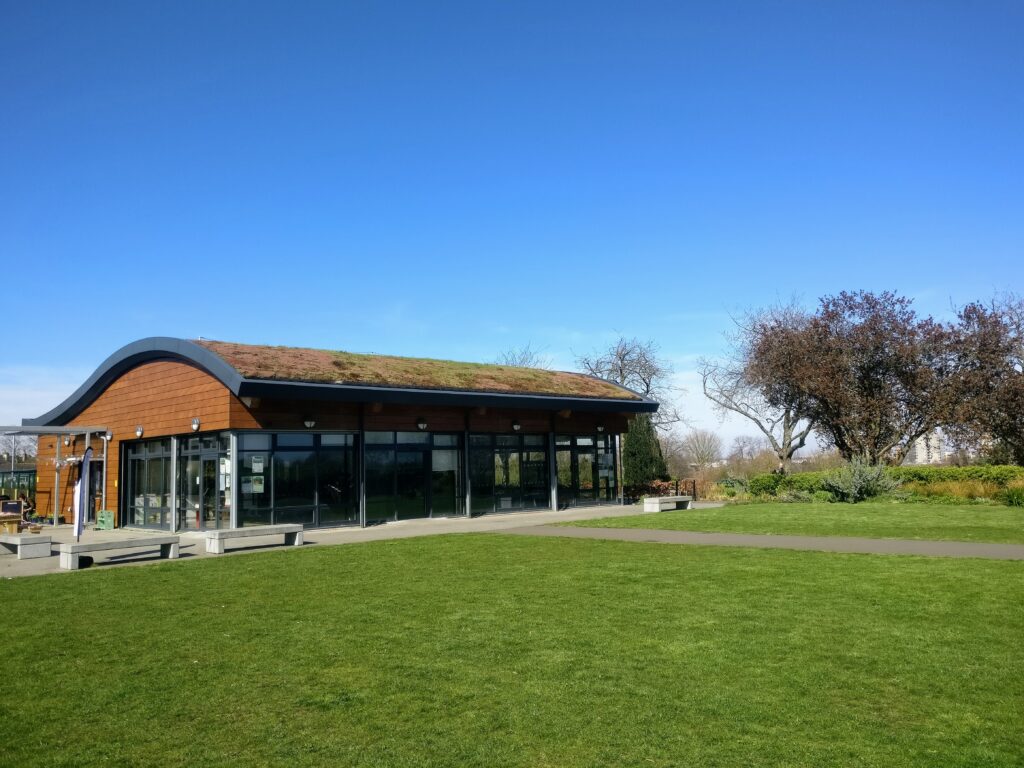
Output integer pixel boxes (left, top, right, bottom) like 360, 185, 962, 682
318, 448, 358, 525
431, 449, 460, 516
555, 435, 571, 446
365, 448, 395, 521
497, 435, 519, 448
433, 434, 458, 447
273, 450, 316, 508
494, 450, 521, 510
576, 437, 594, 447
365, 431, 394, 445
470, 434, 492, 447
469, 442, 494, 514
239, 452, 271, 527
239, 434, 272, 451
320, 434, 354, 447
277, 433, 314, 448
523, 435, 545, 447
395, 451, 428, 519
396, 431, 430, 444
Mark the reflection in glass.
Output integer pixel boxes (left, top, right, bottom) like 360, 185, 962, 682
365, 448, 395, 522
319, 449, 358, 525
396, 450, 428, 520
273, 450, 316, 526
431, 449, 460, 517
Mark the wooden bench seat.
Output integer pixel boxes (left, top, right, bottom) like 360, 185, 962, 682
0, 534, 52, 560
642, 495, 693, 512
58, 536, 180, 570
204, 524, 304, 555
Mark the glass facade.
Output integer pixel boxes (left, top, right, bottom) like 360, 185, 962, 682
121, 427, 617, 529
468, 434, 549, 514
238, 433, 358, 528
365, 432, 463, 523
178, 433, 231, 531
124, 439, 173, 529
555, 434, 617, 508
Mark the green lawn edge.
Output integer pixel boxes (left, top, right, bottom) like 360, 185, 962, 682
561, 501, 1024, 544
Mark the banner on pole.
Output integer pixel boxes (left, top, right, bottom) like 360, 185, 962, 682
74, 447, 92, 540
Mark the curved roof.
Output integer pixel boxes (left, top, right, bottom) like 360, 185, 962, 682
24, 337, 658, 426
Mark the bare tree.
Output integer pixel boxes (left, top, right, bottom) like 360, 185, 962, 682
576, 336, 682, 427
495, 342, 551, 369
0, 434, 36, 465
699, 302, 814, 473
681, 429, 722, 471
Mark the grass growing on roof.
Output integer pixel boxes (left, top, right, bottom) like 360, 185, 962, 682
1, 534, 1022, 767
566, 501, 1024, 543
195, 339, 637, 399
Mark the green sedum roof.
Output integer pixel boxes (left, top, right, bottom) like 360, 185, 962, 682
196, 340, 642, 401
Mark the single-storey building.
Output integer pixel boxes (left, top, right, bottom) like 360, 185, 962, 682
24, 338, 658, 531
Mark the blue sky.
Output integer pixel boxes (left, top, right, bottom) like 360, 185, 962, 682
2, 1, 1022, 443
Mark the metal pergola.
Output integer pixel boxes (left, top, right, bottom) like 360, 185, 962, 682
1, 426, 110, 526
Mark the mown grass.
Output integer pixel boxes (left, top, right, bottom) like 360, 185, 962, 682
1, 534, 1022, 767
569, 502, 1024, 543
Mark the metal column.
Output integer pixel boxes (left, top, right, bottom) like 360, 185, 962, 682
464, 425, 472, 517
53, 439, 61, 526
229, 433, 239, 528
101, 434, 108, 510
548, 430, 558, 511
169, 436, 179, 533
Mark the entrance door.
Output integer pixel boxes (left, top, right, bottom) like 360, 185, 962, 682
180, 455, 230, 530
395, 449, 428, 520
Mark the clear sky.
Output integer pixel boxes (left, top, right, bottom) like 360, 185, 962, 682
2, 1, 1022, 445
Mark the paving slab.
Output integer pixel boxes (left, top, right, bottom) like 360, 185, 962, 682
501, 525, 1024, 560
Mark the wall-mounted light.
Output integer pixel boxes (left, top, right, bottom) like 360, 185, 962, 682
191, 417, 201, 432
416, 418, 428, 431
63, 436, 71, 447
104, 431, 113, 442
512, 420, 521, 432
135, 425, 144, 439
597, 425, 605, 433
303, 419, 316, 429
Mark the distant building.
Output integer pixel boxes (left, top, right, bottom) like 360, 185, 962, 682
904, 432, 947, 465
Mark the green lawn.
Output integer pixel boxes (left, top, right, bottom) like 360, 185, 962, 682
1, 535, 1022, 767
566, 501, 1024, 543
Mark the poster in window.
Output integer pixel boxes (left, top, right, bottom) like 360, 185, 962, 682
251, 455, 265, 474
251, 476, 265, 494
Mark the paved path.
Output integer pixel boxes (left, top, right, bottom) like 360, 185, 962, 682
0, 503, 659, 578
501, 525, 1024, 560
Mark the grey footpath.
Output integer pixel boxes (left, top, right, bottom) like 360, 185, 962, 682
501, 525, 1024, 560
0, 503, 673, 578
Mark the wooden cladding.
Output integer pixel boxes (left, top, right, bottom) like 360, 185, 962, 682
35, 360, 236, 526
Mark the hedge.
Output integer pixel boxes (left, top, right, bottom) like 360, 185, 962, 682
748, 465, 1024, 497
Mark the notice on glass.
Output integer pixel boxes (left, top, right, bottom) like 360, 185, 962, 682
251, 476, 265, 494
241, 477, 253, 495
251, 455, 265, 474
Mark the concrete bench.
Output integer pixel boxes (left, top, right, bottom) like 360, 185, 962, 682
0, 534, 53, 560
204, 524, 304, 555
643, 495, 693, 513
59, 536, 180, 570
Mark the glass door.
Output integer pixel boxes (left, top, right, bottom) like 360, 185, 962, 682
179, 456, 202, 530
431, 448, 460, 517
395, 450, 428, 520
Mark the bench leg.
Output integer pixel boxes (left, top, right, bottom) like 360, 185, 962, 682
18, 542, 51, 560
206, 538, 225, 555
160, 542, 179, 559
284, 531, 303, 547
60, 551, 80, 570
